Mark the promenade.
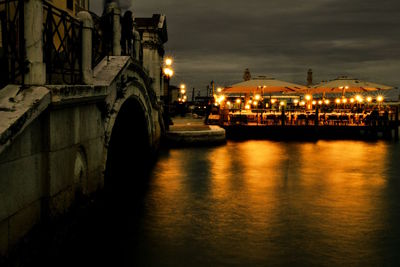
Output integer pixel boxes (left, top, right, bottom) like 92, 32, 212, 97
166, 115, 226, 146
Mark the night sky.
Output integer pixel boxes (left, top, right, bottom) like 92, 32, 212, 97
91, 0, 400, 97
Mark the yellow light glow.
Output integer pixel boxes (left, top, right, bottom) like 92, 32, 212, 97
377, 96, 384, 102
312, 100, 316, 105
335, 98, 341, 104
165, 58, 172, 66
366, 96, 372, 102
253, 101, 258, 106
293, 99, 299, 104
265, 103, 269, 108
183, 95, 187, 99
355, 95, 362, 102
305, 94, 311, 101
236, 99, 241, 104
280, 101, 285, 106
180, 89, 186, 94
178, 98, 181, 102
318, 100, 323, 105
350, 98, 355, 103
180, 84, 186, 89
271, 99, 277, 104
248, 100, 252, 104
324, 99, 330, 105
163, 67, 173, 77
345, 86, 349, 89
226, 101, 231, 106
300, 101, 305, 106
245, 104, 250, 110
217, 87, 222, 93
255, 94, 261, 100
342, 98, 348, 103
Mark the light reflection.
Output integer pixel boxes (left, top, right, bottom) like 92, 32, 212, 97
142, 140, 394, 265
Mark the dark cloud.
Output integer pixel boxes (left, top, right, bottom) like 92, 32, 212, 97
92, 0, 400, 97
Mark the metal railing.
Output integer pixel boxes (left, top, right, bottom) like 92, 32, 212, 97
43, 1, 82, 84
0, 0, 25, 89
91, 10, 113, 68
213, 105, 399, 128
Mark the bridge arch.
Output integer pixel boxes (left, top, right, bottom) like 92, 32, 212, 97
103, 85, 156, 193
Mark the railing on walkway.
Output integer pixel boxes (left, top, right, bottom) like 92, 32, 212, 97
214, 106, 399, 128
0, 0, 25, 89
91, 10, 113, 68
43, 1, 82, 84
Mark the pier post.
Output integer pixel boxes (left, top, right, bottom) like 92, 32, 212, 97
77, 11, 93, 84
315, 107, 319, 126
24, 0, 46, 85
107, 2, 122, 56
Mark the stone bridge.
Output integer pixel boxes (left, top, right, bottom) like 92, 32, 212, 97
0, 1, 167, 256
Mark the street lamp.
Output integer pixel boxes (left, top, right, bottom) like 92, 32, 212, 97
163, 57, 174, 129
180, 84, 186, 95
165, 57, 173, 66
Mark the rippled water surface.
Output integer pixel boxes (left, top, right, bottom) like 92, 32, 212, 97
130, 140, 400, 266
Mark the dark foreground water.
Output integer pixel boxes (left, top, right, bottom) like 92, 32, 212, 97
128, 140, 400, 267
12, 140, 400, 267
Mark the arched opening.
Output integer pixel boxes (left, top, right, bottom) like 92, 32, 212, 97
104, 97, 152, 196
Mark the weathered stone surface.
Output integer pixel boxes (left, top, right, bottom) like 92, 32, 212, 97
0, 219, 8, 256
0, 153, 44, 222
0, 55, 163, 257
48, 148, 76, 197
8, 201, 41, 247
0, 116, 44, 165
48, 187, 74, 218
0, 86, 50, 155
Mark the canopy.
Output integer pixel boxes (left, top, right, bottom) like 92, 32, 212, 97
303, 76, 395, 94
222, 77, 306, 94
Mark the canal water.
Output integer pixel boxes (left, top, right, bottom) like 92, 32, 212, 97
14, 140, 400, 267
128, 140, 400, 266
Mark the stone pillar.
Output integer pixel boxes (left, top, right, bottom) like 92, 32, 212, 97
133, 27, 141, 61
24, 0, 46, 85
77, 11, 93, 84
106, 2, 121, 56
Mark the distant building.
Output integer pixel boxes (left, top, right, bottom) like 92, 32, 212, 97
135, 14, 168, 100
243, 68, 251, 81
307, 69, 313, 86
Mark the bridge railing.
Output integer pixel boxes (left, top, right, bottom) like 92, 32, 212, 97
0, 0, 25, 89
43, 1, 82, 84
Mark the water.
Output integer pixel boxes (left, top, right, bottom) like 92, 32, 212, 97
130, 140, 400, 266
13, 140, 400, 267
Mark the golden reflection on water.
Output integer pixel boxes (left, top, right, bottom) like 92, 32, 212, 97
144, 140, 396, 265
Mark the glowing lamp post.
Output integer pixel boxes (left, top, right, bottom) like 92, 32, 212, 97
377, 96, 384, 108
163, 57, 174, 128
